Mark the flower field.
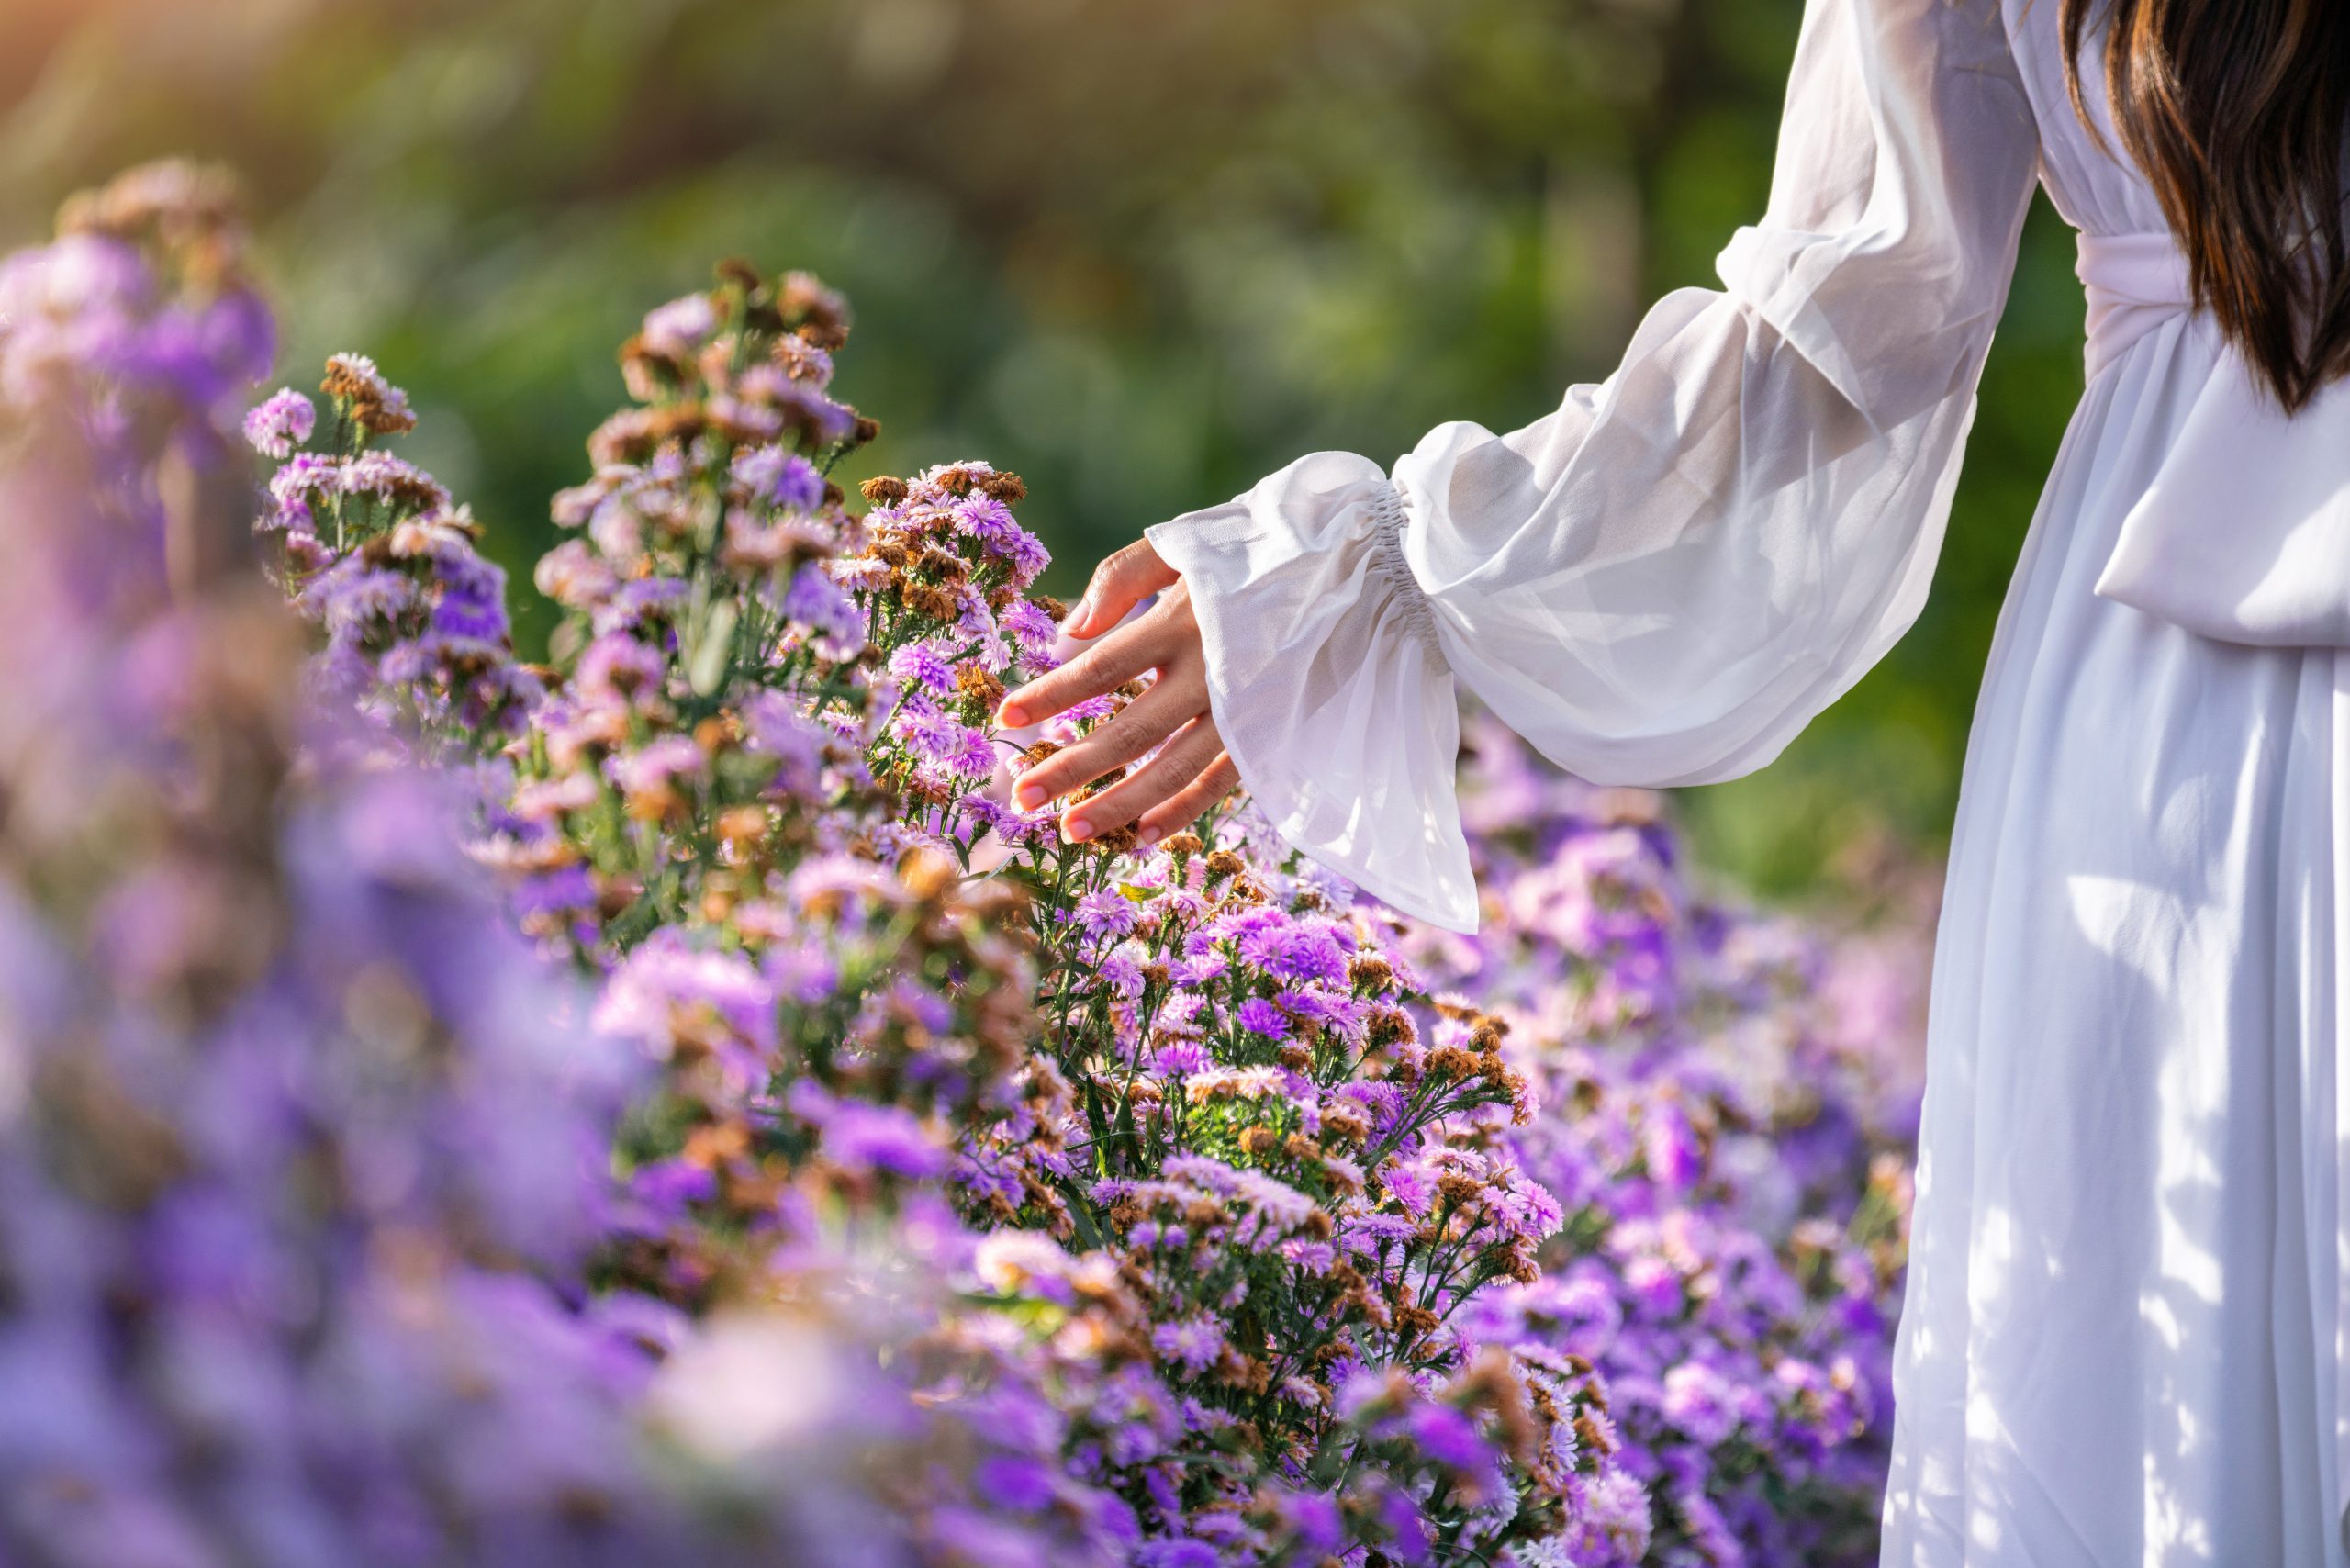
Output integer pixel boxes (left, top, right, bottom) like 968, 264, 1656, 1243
0, 162, 1934, 1566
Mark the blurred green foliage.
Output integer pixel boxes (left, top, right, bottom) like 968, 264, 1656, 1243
0, 0, 2087, 897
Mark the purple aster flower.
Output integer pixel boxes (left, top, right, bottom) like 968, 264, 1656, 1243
606, 734, 707, 796
593, 930, 776, 1058
1135, 1542, 1216, 1568
300, 561, 413, 633
1242, 920, 1350, 988
1235, 996, 1289, 1039
576, 632, 666, 705
242, 387, 315, 459
511, 864, 596, 921
336, 449, 449, 510
972, 1454, 1059, 1515
1071, 890, 1139, 944
593, 575, 691, 635
730, 443, 826, 512
431, 580, 510, 644
1661, 1361, 1741, 1448
894, 706, 990, 775
1000, 598, 1060, 656
781, 559, 864, 652
1150, 1037, 1210, 1077
887, 641, 957, 694
639, 292, 717, 357
1406, 1402, 1496, 1473
1148, 1316, 1225, 1379
819, 1103, 948, 1181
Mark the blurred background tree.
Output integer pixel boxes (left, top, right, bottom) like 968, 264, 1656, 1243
0, 0, 2086, 898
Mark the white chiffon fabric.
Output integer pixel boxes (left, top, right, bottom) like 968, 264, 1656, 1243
1145, 0, 2350, 1560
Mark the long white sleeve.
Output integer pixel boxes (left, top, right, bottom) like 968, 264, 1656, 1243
1147, 0, 2042, 935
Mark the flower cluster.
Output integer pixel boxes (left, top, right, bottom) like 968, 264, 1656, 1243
1419, 718, 1929, 1564
256, 353, 542, 751
250, 256, 1643, 1557
0, 162, 1179, 1568
8, 157, 1941, 1567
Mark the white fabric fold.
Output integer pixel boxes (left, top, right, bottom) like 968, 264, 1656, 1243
1150, 0, 2036, 934
2080, 230, 2350, 647
1146, 454, 1476, 933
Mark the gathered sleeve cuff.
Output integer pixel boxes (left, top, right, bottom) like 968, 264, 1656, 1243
1145, 452, 1478, 934
1149, 0, 2039, 936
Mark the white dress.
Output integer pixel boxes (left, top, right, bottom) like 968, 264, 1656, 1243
1144, 0, 2350, 1561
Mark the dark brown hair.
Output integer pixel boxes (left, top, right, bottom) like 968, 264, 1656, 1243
2064, 0, 2350, 411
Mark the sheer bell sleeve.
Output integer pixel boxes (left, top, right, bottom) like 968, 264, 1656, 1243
1146, 0, 2042, 935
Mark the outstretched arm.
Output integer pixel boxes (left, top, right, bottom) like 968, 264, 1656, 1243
1002, 0, 2040, 933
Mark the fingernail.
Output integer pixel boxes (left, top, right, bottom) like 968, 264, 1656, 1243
1064, 817, 1093, 842
1067, 597, 1091, 634
1140, 824, 1162, 846
1013, 784, 1044, 811
997, 701, 1028, 728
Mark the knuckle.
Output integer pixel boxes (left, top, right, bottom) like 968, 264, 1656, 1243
1144, 737, 1204, 792
1102, 721, 1152, 767
1139, 753, 1185, 794
1065, 647, 1117, 693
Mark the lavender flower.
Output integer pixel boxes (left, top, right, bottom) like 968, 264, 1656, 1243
241, 386, 315, 457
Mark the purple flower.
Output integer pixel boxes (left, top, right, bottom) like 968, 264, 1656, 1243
1235, 996, 1289, 1039
242, 387, 316, 458
640, 292, 717, 357
1071, 890, 1139, 944
972, 1454, 1059, 1514
1150, 1037, 1210, 1077
1135, 1543, 1216, 1568
576, 632, 666, 705
781, 560, 864, 652
593, 931, 776, 1058
607, 734, 707, 797
627, 1158, 719, 1219
511, 864, 596, 920
731, 444, 826, 512
819, 1103, 948, 1180
1241, 920, 1349, 988
300, 560, 413, 633
595, 575, 691, 634
949, 495, 1050, 585
1406, 1402, 1497, 1474
895, 706, 993, 779
1148, 1316, 1225, 1379
1662, 1361, 1741, 1448
887, 641, 957, 694
1000, 598, 1060, 656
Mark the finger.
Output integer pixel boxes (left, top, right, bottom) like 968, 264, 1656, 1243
1012, 669, 1207, 810
1065, 538, 1177, 641
1061, 715, 1225, 842
998, 599, 1180, 729
1134, 754, 1243, 845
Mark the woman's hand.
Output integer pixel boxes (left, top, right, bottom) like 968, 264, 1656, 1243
995, 538, 1240, 846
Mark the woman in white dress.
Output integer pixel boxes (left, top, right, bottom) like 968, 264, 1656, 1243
995, 0, 2350, 1559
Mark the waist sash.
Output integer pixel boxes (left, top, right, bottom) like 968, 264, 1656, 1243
2079, 230, 2350, 647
